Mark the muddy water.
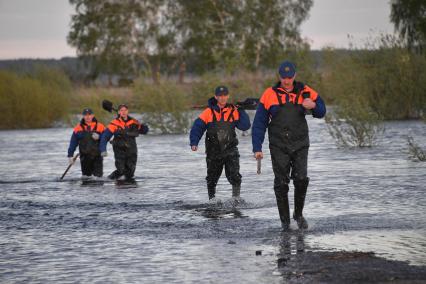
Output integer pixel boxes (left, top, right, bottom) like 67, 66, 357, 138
0, 118, 425, 283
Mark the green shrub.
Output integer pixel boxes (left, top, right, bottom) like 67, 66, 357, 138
69, 87, 128, 125
133, 79, 192, 134
407, 136, 426, 161
0, 68, 70, 129
321, 35, 426, 120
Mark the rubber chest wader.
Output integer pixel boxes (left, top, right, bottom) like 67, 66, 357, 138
110, 119, 139, 179
79, 121, 101, 156
205, 106, 239, 199
111, 121, 138, 154
268, 87, 310, 226
206, 107, 238, 155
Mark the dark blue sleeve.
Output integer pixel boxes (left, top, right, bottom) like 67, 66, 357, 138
252, 102, 269, 153
99, 129, 113, 152
189, 118, 207, 146
67, 132, 79, 157
312, 95, 326, 118
139, 124, 149, 134
235, 108, 251, 131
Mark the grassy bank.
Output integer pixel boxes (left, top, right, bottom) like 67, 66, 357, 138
1, 37, 425, 132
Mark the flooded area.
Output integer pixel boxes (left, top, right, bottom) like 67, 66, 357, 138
0, 117, 425, 283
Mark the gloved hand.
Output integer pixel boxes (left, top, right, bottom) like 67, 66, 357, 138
92, 132, 100, 140
68, 157, 74, 165
101, 151, 107, 157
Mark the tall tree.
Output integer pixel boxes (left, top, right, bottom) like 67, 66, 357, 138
68, 0, 313, 81
68, 0, 176, 83
390, 0, 426, 53
175, 0, 313, 72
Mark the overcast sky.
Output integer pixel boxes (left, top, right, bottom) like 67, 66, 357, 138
0, 0, 394, 59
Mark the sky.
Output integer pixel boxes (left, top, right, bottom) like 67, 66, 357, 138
0, 0, 395, 59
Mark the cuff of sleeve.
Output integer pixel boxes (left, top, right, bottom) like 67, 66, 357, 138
252, 146, 262, 153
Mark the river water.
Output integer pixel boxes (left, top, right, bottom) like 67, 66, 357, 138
0, 117, 425, 283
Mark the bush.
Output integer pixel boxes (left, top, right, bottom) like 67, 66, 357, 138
133, 79, 192, 134
321, 34, 426, 147
0, 68, 70, 129
69, 87, 131, 125
321, 35, 426, 120
407, 136, 426, 161
325, 101, 384, 147
189, 71, 276, 105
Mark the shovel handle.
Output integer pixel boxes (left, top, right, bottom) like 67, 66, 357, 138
60, 153, 80, 180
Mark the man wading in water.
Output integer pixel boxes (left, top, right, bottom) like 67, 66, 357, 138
67, 108, 106, 178
252, 61, 326, 230
190, 86, 251, 202
100, 104, 149, 181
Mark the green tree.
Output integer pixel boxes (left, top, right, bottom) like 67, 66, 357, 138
390, 0, 426, 53
68, 0, 313, 80
68, 0, 176, 84
175, 0, 313, 72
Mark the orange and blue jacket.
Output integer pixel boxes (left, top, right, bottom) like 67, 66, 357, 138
189, 97, 251, 146
252, 81, 326, 152
99, 116, 149, 152
68, 118, 106, 157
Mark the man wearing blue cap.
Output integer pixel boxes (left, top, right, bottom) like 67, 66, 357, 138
67, 108, 106, 178
252, 61, 326, 230
190, 86, 251, 201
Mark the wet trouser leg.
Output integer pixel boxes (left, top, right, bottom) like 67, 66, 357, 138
270, 146, 291, 226
206, 157, 224, 199
224, 150, 242, 197
112, 147, 127, 178
293, 178, 309, 217
80, 154, 94, 176
291, 147, 309, 218
291, 147, 309, 229
92, 155, 103, 177
124, 153, 137, 179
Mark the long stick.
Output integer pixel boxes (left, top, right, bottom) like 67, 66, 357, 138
60, 153, 80, 180
257, 158, 261, 175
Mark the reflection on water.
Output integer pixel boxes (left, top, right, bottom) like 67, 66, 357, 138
0, 119, 425, 282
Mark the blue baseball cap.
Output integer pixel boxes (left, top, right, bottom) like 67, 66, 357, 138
278, 61, 296, 78
82, 108, 93, 115
214, 85, 229, 96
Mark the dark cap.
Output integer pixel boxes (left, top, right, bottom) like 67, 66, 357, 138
82, 108, 93, 115
278, 61, 296, 78
117, 104, 128, 110
214, 86, 229, 96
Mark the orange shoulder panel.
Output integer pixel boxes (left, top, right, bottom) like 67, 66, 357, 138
260, 88, 280, 110
303, 85, 318, 101
73, 124, 83, 134
199, 108, 213, 124
107, 119, 120, 133
232, 106, 240, 121
97, 123, 106, 133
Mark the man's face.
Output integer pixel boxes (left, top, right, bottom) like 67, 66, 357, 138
215, 94, 229, 106
280, 74, 296, 89
119, 107, 129, 118
84, 114, 94, 123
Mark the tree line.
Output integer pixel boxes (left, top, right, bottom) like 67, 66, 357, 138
67, 0, 313, 83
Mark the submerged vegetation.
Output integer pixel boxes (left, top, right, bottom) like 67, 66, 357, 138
407, 136, 426, 162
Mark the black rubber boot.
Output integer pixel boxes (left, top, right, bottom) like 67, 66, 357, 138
208, 187, 216, 200
293, 178, 309, 229
274, 183, 290, 230
232, 185, 240, 198
108, 170, 121, 180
